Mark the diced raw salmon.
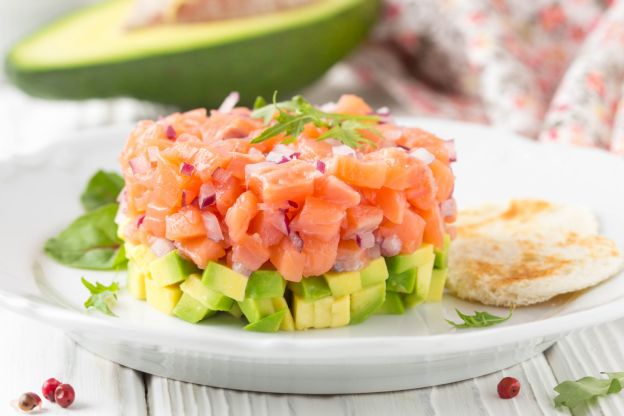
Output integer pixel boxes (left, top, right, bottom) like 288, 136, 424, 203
398, 128, 450, 163
301, 234, 339, 277
332, 156, 387, 189
378, 209, 426, 254
247, 160, 318, 204
291, 197, 344, 241
249, 208, 286, 246
225, 191, 259, 243
414, 206, 445, 249
270, 238, 305, 282
165, 206, 206, 240
429, 159, 455, 203
343, 204, 384, 239
314, 175, 360, 209
334, 94, 373, 116
335, 239, 367, 272
176, 237, 225, 269
376, 187, 407, 224
231, 233, 270, 273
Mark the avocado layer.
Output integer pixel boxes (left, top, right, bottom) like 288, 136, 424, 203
6, 0, 379, 108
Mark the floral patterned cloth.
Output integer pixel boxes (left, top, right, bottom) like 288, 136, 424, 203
357, 0, 624, 154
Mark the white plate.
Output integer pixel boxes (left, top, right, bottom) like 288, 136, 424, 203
1, 119, 623, 394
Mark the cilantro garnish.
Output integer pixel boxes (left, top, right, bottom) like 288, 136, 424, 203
81, 277, 120, 316
447, 308, 513, 329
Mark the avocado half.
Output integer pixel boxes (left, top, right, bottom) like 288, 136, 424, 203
5, 0, 379, 108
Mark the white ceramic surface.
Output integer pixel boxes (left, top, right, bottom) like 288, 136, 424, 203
0, 119, 623, 394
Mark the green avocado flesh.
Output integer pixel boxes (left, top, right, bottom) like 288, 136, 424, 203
6, 0, 379, 108
125, 236, 449, 331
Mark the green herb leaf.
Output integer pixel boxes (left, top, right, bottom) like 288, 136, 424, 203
446, 308, 512, 329
554, 372, 624, 409
80, 170, 124, 211
81, 277, 119, 316
250, 92, 379, 148
44, 203, 127, 270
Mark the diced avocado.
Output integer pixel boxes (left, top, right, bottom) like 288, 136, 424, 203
427, 268, 448, 303
238, 298, 275, 323
148, 250, 197, 287
350, 282, 386, 324
288, 276, 332, 301
386, 268, 416, 294
202, 262, 248, 301
293, 295, 315, 330
6, 0, 378, 108
385, 244, 434, 274
272, 297, 294, 331
173, 293, 215, 323
375, 291, 405, 315
360, 257, 389, 287
324, 271, 362, 296
313, 296, 334, 329
331, 295, 350, 327
145, 277, 182, 315
180, 274, 234, 311
434, 235, 451, 269
127, 260, 146, 300
227, 302, 243, 319
245, 270, 286, 299
401, 252, 435, 307
244, 309, 287, 333
124, 242, 156, 270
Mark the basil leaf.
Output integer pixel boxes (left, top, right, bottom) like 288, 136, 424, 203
446, 308, 512, 329
554, 372, 624, 409
80, 170, 124, 212
82, 277, 119, 316
44, 203, 127, 270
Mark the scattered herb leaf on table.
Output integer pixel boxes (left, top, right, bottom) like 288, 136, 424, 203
554, 372, 624, 409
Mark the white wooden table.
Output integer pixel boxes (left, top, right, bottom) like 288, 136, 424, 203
2, 76, 624, 416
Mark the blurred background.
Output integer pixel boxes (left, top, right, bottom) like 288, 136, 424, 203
1, 0, 624, 159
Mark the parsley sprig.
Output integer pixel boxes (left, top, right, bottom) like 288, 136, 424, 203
554, 372, 624, 409
81, 277, 120, 316
250, 93, 380, 148
446, 308, 513, 329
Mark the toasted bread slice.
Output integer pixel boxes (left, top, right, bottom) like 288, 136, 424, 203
447, 199, 624, 306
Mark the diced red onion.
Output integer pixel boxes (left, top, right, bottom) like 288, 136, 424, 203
180, 162, 195, 176
202, 211, 224, 242
356, 232, 376, 249
444, 139, 457, 162
440, 198, 457, 220
150, 238, 175, 257
198, 183, 216, 209
275, 209, 289, 235
315, 160, 326, 173
232, 262, 252, 277
287, 200, 298, 208
290, 152, 301, 160
376, 106, 391, 116
129, 155, 150, 175
248, 147, 263, 157
290, 231, 304, 252
409, 148, 435, 165
218, 91, 240, 113
366, 244, 381, 260
147, 146, 160, 162
397, 144, 410, 151
332, 144, 357, 157
137, 215, 145, 227
320, 102, 337, 112
266, 144, 296, 163
165, 125, 177, 140
381, 235, 402, 257
277, 156, 290, 164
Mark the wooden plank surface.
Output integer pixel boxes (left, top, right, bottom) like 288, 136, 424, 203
2, 79, 624, 416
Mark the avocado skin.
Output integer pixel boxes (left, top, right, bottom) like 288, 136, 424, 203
5, 0, 380, 109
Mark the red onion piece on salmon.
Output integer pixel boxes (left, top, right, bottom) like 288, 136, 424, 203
198, 183, 216, 209
180, 162, 195, 176
137, 215, 145, 227
409, 148, 435, 165
274, 209, 289, 236
444, 139, 457, 162
166, 125, 177, 140
332, 145, 356, 157
290, 231, 304, 252
381, 235, 402, 257
150, 238, 175, 257
287, 200, 298, 208
218, 92, 240, 113
356, 232, 376, 249
129, 155, 150, 175
440, 198, 457, 220
315, 160, 326, 173
202, 211, 224, 242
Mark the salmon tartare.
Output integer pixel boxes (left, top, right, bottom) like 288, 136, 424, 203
117, 93, 456, 331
